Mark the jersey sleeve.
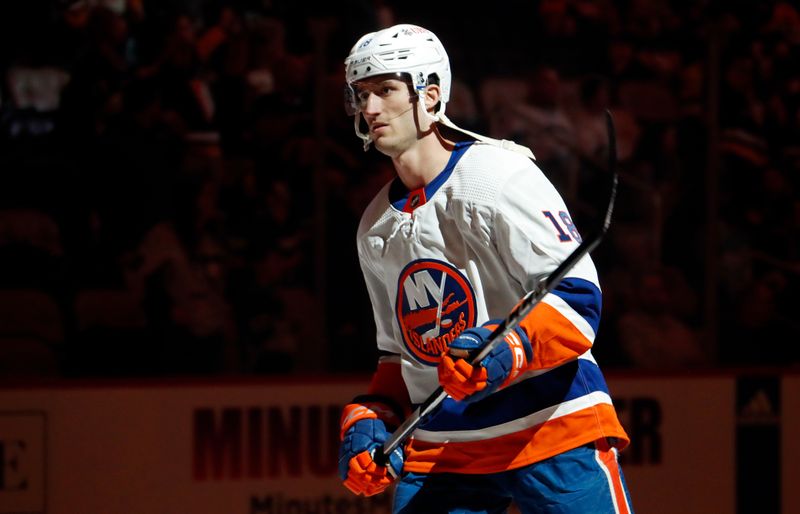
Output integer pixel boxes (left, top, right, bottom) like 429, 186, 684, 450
367, 354, 412, 416
493, 162, 601, 370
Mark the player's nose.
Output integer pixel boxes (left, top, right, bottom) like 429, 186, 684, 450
362, 93, 383, 115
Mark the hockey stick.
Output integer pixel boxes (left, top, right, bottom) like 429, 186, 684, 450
374, 109, 619, 466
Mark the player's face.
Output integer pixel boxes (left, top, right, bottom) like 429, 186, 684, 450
353, 76, 421, 155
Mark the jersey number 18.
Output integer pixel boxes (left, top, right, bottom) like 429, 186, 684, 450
542, 210, 582, 243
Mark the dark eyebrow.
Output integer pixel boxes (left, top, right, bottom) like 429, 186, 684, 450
354, 79, 399, 92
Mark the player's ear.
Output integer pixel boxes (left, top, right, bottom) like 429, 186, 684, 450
423, 84, 441, 112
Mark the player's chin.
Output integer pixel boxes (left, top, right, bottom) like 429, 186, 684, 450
372, 137, 394, 156
371, 132, 390, 149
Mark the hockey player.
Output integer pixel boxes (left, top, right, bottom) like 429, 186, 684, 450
338, 23, 635, 513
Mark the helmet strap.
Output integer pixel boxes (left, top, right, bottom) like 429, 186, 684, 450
354, 113, 372, 151
437, 113, 536, 160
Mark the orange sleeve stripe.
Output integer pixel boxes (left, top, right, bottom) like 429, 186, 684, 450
519, 302, 594, 369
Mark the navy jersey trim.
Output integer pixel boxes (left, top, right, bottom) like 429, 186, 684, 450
389, 141, 474, 210
552, 277, 602, 335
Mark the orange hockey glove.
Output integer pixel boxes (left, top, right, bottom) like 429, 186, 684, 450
438, 321, 532, 402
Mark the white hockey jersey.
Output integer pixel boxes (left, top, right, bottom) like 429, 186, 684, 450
357, 141, 628, 474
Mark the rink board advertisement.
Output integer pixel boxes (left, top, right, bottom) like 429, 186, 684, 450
0, 373, 797, 514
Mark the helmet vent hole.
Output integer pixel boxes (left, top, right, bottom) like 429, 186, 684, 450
378, 49, 412, 62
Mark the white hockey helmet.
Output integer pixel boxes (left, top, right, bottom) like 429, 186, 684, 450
343, 24, 535, 159
344, 24, 451, 115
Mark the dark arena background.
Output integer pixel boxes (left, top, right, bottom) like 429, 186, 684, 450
0, 1, 799, 513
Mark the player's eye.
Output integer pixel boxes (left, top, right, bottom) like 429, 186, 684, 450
357, 89, 371, 103
358, 84, 392, 99
355, 84, 393, 106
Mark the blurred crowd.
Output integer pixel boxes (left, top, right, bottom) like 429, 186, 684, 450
0, 0, 799, 379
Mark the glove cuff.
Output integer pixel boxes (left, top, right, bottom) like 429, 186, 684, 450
480, 319, 533, 387
340, 395, 405, 440
481, 319, 533, 362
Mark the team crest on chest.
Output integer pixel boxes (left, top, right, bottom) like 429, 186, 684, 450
396, 259, 476, 366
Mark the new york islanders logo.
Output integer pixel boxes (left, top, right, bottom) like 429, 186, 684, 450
396, 259, 476, 366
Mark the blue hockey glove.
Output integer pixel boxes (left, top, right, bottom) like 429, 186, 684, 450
438, 320, 532, 403
338, 417, 404, 496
